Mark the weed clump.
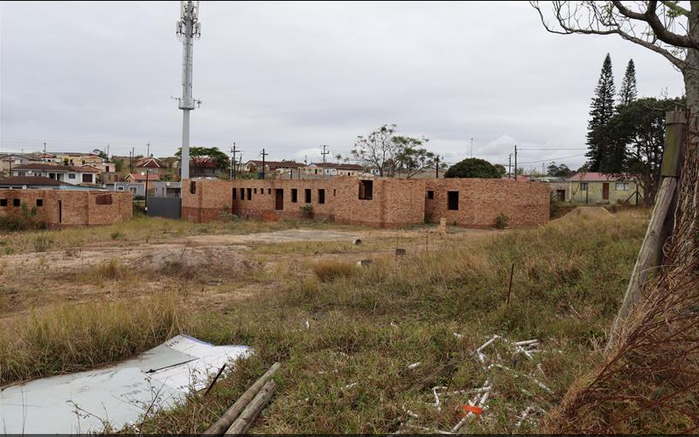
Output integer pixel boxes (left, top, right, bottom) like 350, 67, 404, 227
32, 234, 53, 252
494, 212, 509, 229
312, 260, 356, 282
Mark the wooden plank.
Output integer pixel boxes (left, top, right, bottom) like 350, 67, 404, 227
202, 362, 281, 436
225, 380, 277, 435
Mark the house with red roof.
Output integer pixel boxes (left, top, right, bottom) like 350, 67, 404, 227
566, 172, 641, 205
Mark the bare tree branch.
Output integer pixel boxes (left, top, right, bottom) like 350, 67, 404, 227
530, 1, 689, 70
612, 0, 696, 48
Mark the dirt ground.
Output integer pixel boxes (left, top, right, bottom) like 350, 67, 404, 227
0, 225, 497, 320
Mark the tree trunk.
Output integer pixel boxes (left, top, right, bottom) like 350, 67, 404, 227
685, 3, 699, 117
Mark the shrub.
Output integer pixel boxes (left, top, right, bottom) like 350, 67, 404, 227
110, 231, 124, 240
0, 202, 46, 232
312, 260, 356, 282
33, 234, 53, 252
494, 213, 509, 229
300, 205, 314, 220
220, 207, 239, 222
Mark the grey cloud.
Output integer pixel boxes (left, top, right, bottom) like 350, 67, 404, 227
0, 1, 684, 171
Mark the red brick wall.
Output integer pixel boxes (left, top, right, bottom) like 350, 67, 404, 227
425, 179, 550, 227
0, 189, 132, 227
182, 177, 548, 228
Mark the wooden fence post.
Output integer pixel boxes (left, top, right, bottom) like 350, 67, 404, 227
606, 111, 686, 353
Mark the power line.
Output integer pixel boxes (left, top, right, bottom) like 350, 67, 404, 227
516, 153, 587, 165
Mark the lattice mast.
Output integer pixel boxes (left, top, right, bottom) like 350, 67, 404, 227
176, 0, 201, 181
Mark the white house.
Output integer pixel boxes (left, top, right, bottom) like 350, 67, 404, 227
12, 163, 100, 186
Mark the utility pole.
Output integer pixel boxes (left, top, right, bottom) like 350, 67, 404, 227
435, 156, 440, 178
176, 0, 201, 183
43, 142, 47, 154
508, 153, 512, 179
514, 145, 518, 181
470, 138, 474, 158
146, 142, 150, 158
131, 147, 135, 173
144, 168, 150, 214
321, 145, 330, 179
230, 142, 238, 180
106, 144, 110, 159
260, 148, 268, 179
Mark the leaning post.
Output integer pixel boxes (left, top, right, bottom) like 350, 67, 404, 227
606, 111, 686, 353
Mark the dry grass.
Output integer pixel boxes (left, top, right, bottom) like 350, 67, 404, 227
0, 209, 653, 433
134, 210, 649, 434
312, 260, 357, 282
0, 292, 182, 385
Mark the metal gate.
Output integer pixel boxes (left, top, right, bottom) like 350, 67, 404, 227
147, 197, 182, 219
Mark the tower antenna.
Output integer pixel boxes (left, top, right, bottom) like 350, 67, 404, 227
176, 0, 201, 183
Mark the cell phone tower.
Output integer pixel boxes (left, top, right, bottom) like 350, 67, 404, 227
176, 0, 201, 181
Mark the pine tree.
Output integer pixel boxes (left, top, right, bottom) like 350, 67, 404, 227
618, 59, 637, 107
585, 53, 616, 172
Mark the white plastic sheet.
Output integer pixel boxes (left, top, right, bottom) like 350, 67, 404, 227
0, 335, 251, 434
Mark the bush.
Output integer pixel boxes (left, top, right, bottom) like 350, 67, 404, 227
494, 213, 509, 229
110, 231, 124, 240
312, 260, 356, 282
0, 202, 46, 232
300, 205, 314, 220
33, 234, 53, 252
219, 207, 240, 222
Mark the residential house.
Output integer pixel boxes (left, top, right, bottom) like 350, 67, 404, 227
113, 182, 145, 197
135, 157, 170, 177
124, 172, 160, 192
12, 164, 100, 186
152, 181, 181, 198
52, 152, 104, 167
190, 157, 224, 178
0, 153, 42, 175
301, 163, 364, 178
0, 176, 105, 191
566, 172, 641, 205
244, 160, 304, 175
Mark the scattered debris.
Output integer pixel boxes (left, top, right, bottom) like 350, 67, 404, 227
397, 335, 551, 434
342, 382, 358, 390
395, 248, 406, 256
352, 238, 363, 245
356, 259, 373, 267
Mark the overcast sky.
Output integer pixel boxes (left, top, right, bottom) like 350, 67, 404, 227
0, 1, 685, 171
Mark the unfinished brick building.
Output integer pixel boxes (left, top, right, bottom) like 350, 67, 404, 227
182, 177, 549, 228
0, 190, 133, 227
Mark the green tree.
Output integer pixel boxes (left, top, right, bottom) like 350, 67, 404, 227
585, 53, 616, 172
606, 97, 684, 204
445, 158, 501, 178
546, 162, 573, 178
352, 125, 440, 177
352, 125, 399, 177
618, 59, 638, 107
494, 164, 507, 177
175, 147, 229, 170
393, 136, 444, 178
